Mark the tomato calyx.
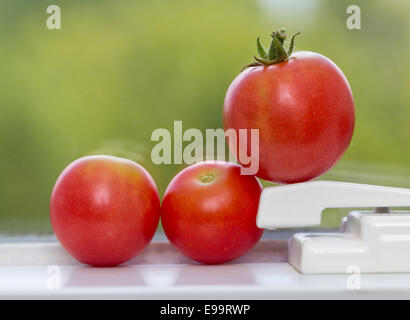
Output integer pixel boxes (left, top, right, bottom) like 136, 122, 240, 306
241, 28, 301, 71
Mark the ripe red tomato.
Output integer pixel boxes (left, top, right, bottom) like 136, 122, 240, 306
161, 161, 263, 264
223, 30, 355, 184
50, 155, 160, 267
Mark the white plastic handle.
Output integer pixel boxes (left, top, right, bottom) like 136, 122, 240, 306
257, 181, 410, 229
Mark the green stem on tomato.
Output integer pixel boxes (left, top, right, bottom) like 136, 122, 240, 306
242, 28, 301, 71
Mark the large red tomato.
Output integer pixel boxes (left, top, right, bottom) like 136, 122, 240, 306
50, 155, 160, 267
161, 161, 263, 264
223, 29, 355, 184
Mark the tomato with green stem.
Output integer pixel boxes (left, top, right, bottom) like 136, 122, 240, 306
223, 28, 355, 184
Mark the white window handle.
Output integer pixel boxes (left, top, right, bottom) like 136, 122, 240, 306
257, 181, 410, 229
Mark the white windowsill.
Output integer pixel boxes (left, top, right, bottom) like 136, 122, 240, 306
0, 233, 410, 299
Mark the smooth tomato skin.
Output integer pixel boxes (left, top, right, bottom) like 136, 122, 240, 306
223, 51, 355, 184
161, 161, 263, 264
50, 155, 160, 267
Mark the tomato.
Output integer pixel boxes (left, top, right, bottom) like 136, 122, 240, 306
223, 29, 355, 184
161, 161, 263, 264
50, 155, 160, 267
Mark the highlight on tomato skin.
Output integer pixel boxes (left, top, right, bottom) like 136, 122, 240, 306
223, 29, 355, 184
50, 155, 161, 267
161, 161, 263, 265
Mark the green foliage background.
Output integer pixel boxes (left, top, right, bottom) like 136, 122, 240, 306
1, 0, 410, 232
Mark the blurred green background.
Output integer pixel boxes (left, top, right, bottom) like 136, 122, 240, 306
1, 0, 410, 233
